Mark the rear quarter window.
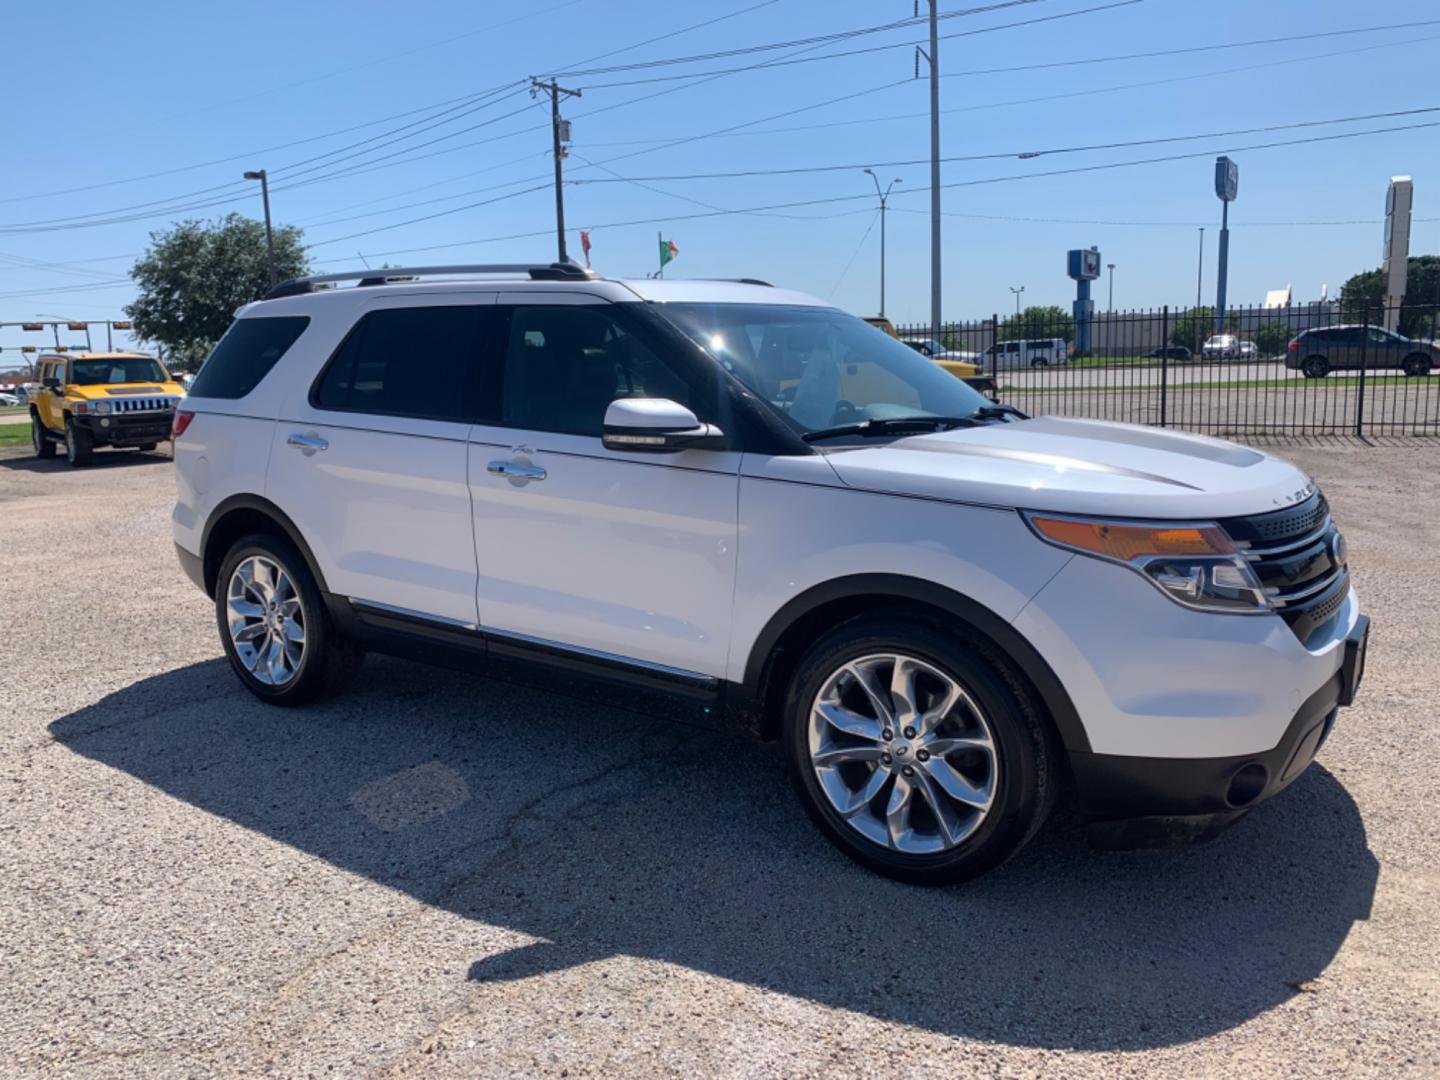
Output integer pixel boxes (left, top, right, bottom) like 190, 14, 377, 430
188, 316, 310, 399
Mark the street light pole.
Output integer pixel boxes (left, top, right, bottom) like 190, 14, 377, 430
1009, 285, 1024, 318
863, 169, 901, 318
913, 1, 942, 342
1195, 227, 1205, 350
243, 170, 277, 287
1107, 263, 1115, 310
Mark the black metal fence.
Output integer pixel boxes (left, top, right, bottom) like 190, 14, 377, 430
896, 301, 1440, 437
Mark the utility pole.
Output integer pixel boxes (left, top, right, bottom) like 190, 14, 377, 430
243, 170, 277, 287
1107, 263, 1115, 310
863, 169, 901, 318
1195, 227, 1205, 346
1010, 285, 1024, 318
532, 78, 582, 263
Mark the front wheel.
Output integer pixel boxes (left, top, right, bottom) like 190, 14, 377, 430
32, 415, 55, 458
1301, 356, 1330, 379
784, 619, 1055, 885
216, 533, 363, 705
64, 419, 93, 466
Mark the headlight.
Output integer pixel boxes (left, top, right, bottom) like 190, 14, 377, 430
92, 400, 113, 414
1026, 513, 1271, 614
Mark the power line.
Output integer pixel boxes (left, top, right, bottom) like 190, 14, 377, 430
336, 116, 1440, 262
567, 0, 1140, 88
569, 106, 1440, 185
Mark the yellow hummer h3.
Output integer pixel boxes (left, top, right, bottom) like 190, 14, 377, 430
30, 352, 184, 466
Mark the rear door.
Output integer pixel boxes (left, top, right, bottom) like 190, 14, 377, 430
266, 294, 497, 626
466, 295, 740, 678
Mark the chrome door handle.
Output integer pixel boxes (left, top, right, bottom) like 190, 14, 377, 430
486, 460, 546, 481
286, 433, 329, 452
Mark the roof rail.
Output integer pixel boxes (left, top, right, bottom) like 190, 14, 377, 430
263, 261, 597, 300
690, 277, 773, 287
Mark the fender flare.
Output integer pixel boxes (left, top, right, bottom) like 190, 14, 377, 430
742, 573, 1090, 753
200, 493, 330, 596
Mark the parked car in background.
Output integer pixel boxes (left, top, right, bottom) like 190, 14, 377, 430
1285, 325, 1439, 378
983, 338, 1069, 367
1237, 340, 1258, 359
1202, 334, 1240, 359
28, 352, 183, 466
900, 335, 980, 364
1145, 346, 1192, 362
0, 392, 19, 407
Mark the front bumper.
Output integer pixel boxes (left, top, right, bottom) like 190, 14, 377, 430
73, 411, 173, 446
1072, 613, 1369, 848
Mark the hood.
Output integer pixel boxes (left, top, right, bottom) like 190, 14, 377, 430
822, 416, 1314, 519
68, 383, 182, 400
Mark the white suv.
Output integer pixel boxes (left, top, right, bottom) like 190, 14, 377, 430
172, 263, 1369, 884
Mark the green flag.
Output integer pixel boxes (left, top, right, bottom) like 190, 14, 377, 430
659, 237, 678, 268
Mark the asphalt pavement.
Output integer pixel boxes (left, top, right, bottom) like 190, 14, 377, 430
1, 442, 1436, 1077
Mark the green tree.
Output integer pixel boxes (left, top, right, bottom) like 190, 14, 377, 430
1170, 306, 1237, 349
126, 214, 309, 360
1339, 254, 1440, 337
1251, 319, 1296, 357
1000, 305, 1075, 344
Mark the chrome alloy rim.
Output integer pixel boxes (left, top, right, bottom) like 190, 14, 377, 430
225, 556, 305, 686
807, 653, 998, 854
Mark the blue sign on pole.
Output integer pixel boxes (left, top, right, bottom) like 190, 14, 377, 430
1067, 247, 1101, 356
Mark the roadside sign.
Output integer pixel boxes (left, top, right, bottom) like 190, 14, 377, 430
1215, 156, 1239, 202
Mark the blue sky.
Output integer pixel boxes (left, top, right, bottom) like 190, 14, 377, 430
4, 0, 1439, 355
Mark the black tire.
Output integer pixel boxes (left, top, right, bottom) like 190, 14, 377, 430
64, 418, 93, 466
783, 617, 1056, 886
31, 414, 55, 458
136, 442, 159, 452
215, 532, 364, 706
1030, 358, 1048, 367
1301, 355, 1330, 379
1402, 353, 1432, 377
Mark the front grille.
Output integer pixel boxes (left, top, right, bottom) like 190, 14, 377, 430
1219, 491, 1348, 644
109, 395, 177, 413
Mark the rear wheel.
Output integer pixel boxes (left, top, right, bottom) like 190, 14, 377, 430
1301, 355, 1330, 379
784, 618, 1054, 885
215, 533, 363, 706
1402, 353, 1432, 377
1030, 358, 1048, 367
64, 419, 93, 466
31, 415, 55, 458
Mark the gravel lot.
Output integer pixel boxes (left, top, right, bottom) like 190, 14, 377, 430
1, 442, 1437, 1078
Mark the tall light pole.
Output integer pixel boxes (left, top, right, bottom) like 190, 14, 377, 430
863, 169, 901, 318
1106, 263, 1115, 310
914, 1, 942, 343
1009, 285, 1025, 318
243, 170, 277, 287
1195, 227, 1205, 351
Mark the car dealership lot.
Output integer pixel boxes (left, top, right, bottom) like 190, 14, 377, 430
1, 445, 1436, 1078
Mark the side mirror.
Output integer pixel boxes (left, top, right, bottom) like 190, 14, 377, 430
602, 398, 726, 453
43, 377, 61, 390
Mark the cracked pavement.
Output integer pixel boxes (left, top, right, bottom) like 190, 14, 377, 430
1, 442, 1437, 1077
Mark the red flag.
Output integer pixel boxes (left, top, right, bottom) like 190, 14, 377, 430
580, 230, 592, 268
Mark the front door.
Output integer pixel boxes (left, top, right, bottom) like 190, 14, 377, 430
267, 295, 496, 627
467, 296, 740, 679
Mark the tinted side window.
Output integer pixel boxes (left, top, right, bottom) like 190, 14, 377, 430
500, 305, 691, 437
190, 316, 309, 399
314, 306, 486, 422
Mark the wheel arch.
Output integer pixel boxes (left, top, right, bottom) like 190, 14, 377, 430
200, 494, 329, 600
738, 573, 1089, 752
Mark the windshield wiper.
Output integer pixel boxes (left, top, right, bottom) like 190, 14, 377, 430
967, 403, 1029, 422
800, 415, 983, 443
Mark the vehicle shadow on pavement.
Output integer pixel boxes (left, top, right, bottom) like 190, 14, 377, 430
49, 654, 1378, 1052
0, 449, 171, 473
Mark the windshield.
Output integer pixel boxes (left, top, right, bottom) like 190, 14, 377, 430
69, 358, 168, 385
662, 303, 988, 435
